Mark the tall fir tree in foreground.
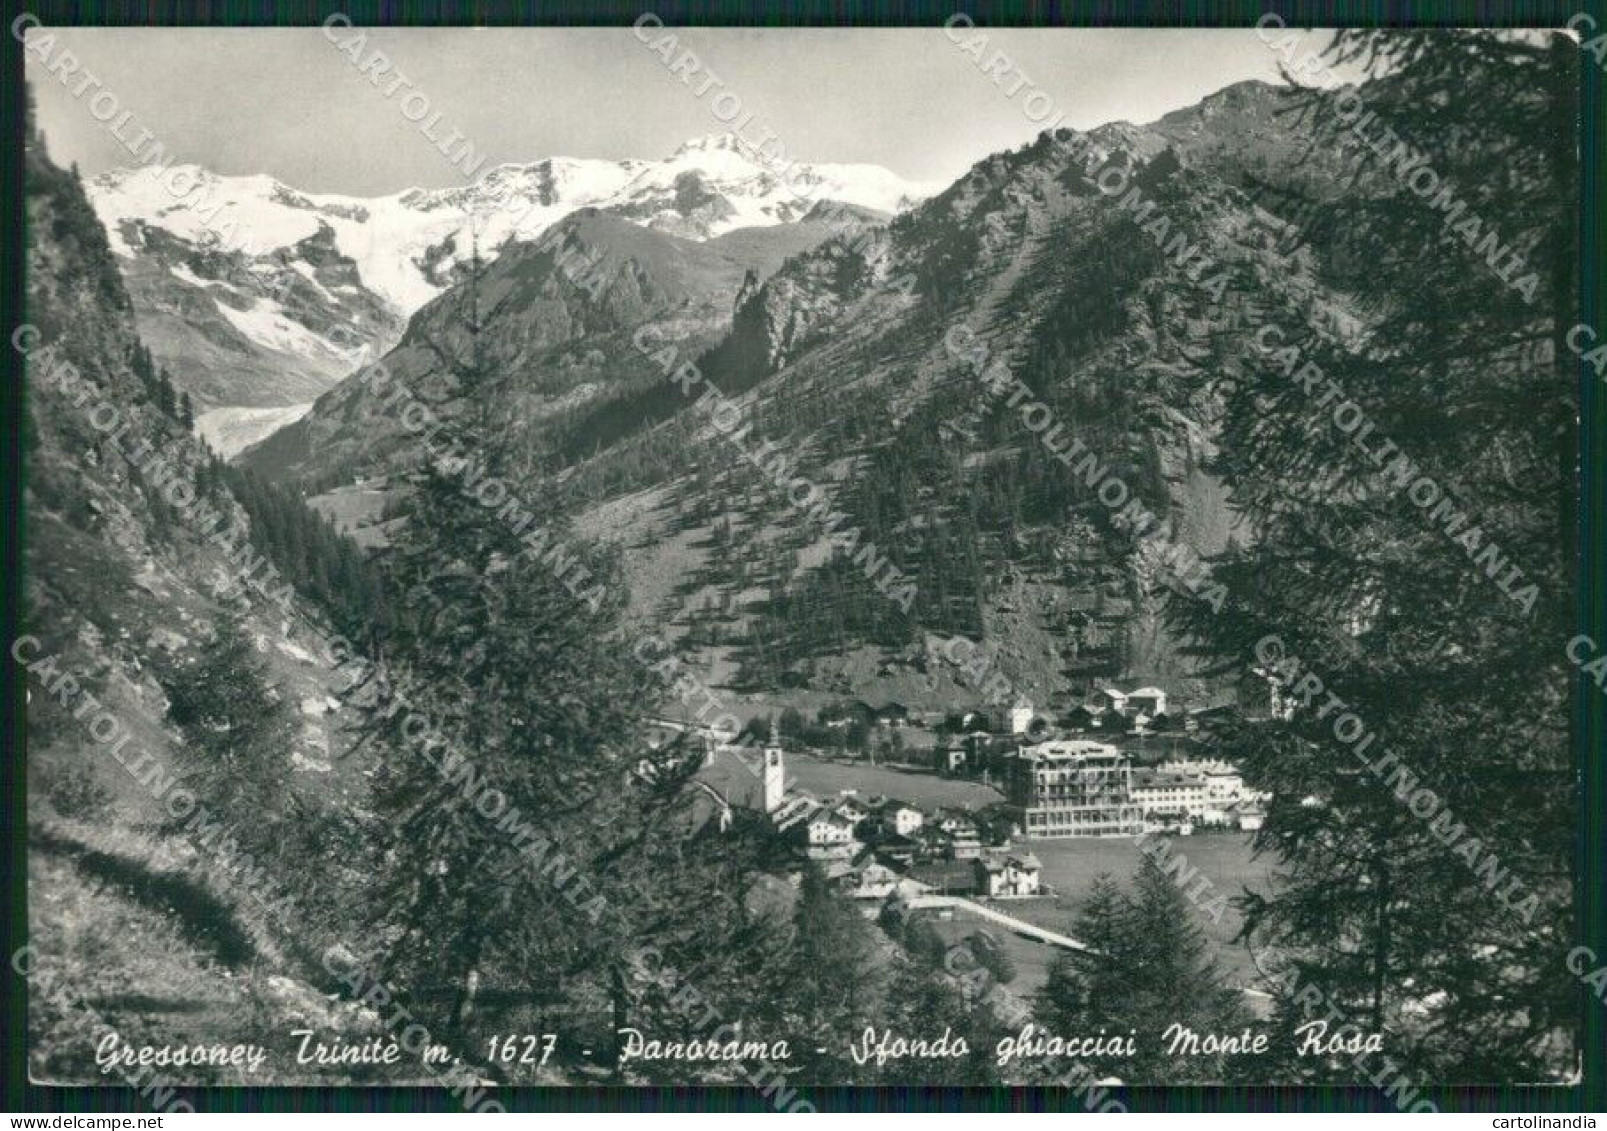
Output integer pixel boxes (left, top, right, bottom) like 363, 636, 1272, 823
161, 614, 294, 857
1036, 862, 1250, 1083
1174, 29, 1577, 1081
353, 233, 802, 1064
770, 864, 887, 1082
358, 235, 661, 1033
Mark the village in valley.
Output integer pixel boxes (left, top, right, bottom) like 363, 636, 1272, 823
656, 674, 1277, 999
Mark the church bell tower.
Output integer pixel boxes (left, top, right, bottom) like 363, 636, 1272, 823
763, 719, 785, 814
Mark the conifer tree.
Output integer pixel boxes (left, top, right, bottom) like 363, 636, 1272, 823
155, 369, 177, 417
769, 864, 885, 1081
1173, 29, 1577, 1081
161, 614, 294, 853
357, 225, 670, 1036
1036, 863, 1249, 1083
870, 955, 1005, 1085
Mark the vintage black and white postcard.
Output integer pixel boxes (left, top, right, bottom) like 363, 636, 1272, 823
5, 9, 1602, 1117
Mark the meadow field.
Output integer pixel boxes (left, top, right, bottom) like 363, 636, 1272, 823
783, 752, 1006, 811
996, 833, 1279, 997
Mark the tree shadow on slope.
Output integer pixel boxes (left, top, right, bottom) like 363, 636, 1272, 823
32, 825, 256, 969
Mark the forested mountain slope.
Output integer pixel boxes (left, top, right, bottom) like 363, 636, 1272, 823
22, 109, 395, 1083
236, 81, 1366, 712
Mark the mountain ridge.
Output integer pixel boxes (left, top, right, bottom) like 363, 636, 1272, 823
235, 198, 893, 486
86, 141, 938, 415
237, 90, 1358, 712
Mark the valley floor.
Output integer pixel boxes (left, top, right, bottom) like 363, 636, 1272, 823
781, 750, 1276, 1003
1008, 833, 1275, 996
781, 751, 1006, 810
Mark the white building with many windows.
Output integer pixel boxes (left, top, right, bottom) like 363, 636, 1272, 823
1008, 739, 1143, 838
1130, 768, 1210, 821
1158, 757, 1267, 825
872, 799, 925, 838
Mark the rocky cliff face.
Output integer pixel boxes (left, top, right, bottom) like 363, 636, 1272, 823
110, 217, 402, 413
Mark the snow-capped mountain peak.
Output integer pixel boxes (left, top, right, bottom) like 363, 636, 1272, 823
669, 132, 753, 158
89, 140, 936, 319
83, 139, 939, 422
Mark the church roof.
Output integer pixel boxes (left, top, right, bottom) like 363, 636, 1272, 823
693, 746, 769, 811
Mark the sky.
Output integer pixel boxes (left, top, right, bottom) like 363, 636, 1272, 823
28, 25, 1347, 197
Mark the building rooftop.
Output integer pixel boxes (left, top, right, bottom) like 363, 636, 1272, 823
978, 849, 1042, 872
908, 861, 978, 892
1018, 738, 1124, 763
692, 747, 770, 811
1132, 769, 1207, 789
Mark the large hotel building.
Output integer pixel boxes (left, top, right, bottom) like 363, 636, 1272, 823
1008, 739, 1145, 838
